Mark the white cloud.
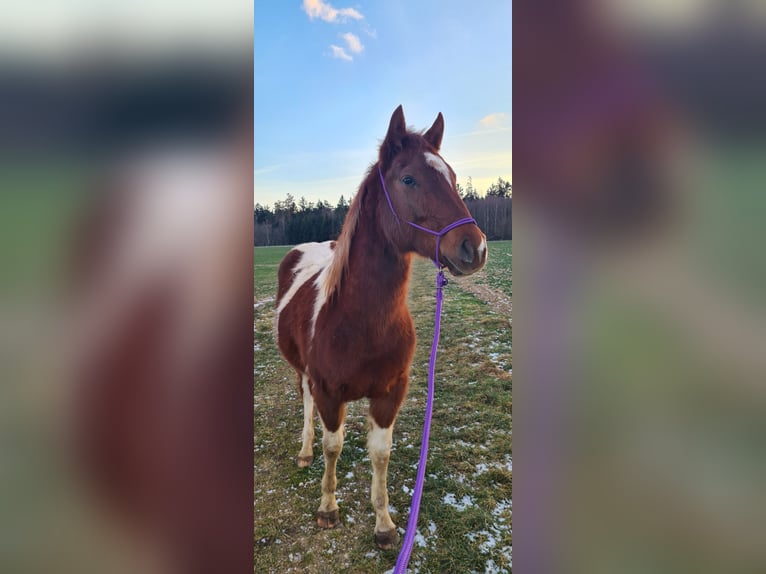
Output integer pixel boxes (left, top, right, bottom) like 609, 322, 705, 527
361, 24, 377, 38
478, 112, 509, 129
302, 0, 363, 23
329, 44, 352, 61
340, 32, 363, 53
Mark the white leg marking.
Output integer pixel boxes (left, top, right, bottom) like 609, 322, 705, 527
424, 151, 453, 188
298, 374, 315, 465
368, 418, 396, 535
318, 419, 345, 517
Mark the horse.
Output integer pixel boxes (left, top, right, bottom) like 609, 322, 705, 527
274, 105, 488, 548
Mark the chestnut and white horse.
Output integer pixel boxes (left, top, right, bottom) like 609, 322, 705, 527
275, 106, 487, 548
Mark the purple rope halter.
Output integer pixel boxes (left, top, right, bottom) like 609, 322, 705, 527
378, 165, 476, 573
378, 166, 476, 268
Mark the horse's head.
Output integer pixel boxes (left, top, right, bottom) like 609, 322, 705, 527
378, 106, 487, 276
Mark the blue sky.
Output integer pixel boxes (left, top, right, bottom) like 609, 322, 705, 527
254, 0, 511, 207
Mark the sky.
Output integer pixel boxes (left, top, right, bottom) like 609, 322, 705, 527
254, 0, 512, 208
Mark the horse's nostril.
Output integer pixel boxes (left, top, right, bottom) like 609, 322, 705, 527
459, 238, 474, 264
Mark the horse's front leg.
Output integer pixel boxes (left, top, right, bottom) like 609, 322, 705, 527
367, 415, 398, 549
316, 404, 345, 529
368, 379, 407, 548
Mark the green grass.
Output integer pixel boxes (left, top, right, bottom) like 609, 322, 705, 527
473, 239, 512, 299
254, 241, 512, 573
254, 245, 292, 302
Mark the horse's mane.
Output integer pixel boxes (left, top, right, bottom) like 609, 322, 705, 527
323, 129, 428, 299
322, 166, 374, 299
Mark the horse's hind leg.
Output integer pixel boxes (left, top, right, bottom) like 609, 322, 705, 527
297, 373, 315, 467
316, 404, 346, 529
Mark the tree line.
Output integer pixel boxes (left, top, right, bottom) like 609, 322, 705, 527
254, 177, 511, 246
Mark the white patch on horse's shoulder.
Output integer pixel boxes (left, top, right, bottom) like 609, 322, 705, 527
310, 263, 331, 340
424, 152, 452, 187
276, 241, 334, 317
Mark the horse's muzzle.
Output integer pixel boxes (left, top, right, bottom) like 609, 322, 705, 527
441, 231, 487, 276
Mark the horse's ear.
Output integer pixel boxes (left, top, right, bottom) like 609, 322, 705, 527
424, 112, 444, 151
381, 105, 407, 164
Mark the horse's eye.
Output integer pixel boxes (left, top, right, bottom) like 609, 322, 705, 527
401, 175, 416, 187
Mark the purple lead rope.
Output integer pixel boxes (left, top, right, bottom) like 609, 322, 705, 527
392, 268, 445, 574
378, 165, 475, 573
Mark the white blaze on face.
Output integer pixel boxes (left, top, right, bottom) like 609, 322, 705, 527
424, 152, 453, 189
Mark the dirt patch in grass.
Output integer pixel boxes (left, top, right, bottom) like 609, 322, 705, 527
456, 277, 512, 321
451, 239, 512, 322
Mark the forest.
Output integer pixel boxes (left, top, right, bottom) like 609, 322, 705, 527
254, 177, 511, 246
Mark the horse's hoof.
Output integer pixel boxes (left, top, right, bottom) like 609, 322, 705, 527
297, 455, 313, 468
374, 528, 399, 550
316, 509, 340, 529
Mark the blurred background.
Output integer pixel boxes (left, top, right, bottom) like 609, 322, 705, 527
514, 1, 766, 573
3, 1, 766, 573
0, 2, 253, 573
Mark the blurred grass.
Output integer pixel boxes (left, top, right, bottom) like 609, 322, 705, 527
562, 142, 766, 573
693, 144, 766, 308
0, 165, 87, 296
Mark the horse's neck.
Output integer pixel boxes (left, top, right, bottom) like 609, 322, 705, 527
343, 203, 411, 313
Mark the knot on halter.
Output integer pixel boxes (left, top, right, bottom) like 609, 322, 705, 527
377, 165, 476, 267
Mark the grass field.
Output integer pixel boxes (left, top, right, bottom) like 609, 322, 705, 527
254, 241, 512, 573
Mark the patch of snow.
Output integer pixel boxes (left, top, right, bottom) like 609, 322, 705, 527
442, 492, 475, 511
493, 499, 513, 519
479, 535, 497, 553
484, 557, 511, 574
253, 297, 275, 310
